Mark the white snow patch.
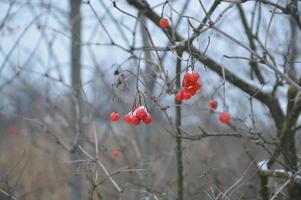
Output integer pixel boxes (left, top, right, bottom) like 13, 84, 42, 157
257, 160, 268, 171
274, 169, 286, 173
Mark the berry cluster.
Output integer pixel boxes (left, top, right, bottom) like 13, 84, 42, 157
124, 106, 152, 125
110, 107, 152, 125
110, 68, 232, 126
176, 71, 201, 101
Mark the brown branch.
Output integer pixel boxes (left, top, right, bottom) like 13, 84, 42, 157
237, 4, 265, 84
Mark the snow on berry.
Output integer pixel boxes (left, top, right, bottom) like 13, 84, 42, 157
124, 105, 152, 125
176, 71, 201, 101
135, 106, 147, 119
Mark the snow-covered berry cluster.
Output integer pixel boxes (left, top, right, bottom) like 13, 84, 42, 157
124, 105, 152, 125
176, 71, 202, 101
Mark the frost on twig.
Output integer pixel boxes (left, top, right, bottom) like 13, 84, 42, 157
257, 160, 301, 185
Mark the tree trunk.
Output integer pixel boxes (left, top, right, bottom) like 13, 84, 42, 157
69, 0, 82, 200
281, 127, 301, 200
175, 50, 184, 200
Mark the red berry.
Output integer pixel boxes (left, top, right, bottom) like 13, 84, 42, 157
189, 88, 197, 96
208, 100, 218, 110
176, 91, 183, 101
130, 115, 141, 125
219, 112, 231, 124
192, 82, 202, 91
111, 150, 121, 158
110, 112, 120, 122
183, 80, 195, 88
183, 72, 191, 81
183, 87, 193, 94
159, 18, 169, 28
8, 127, 21, 137
136, 107, 147, 119
182, 78, 190, 87
143, 114, 152, 125
190, 72, 200, 82
182, 91, 192, 99
124, 114, 132, 124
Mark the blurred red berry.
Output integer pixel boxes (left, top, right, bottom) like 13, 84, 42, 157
176, 91, 183, 101
159, 18, 169, 28
192, 82, 202, 91
136, 107, 147, 119
208, 100, 218, 110
110, 112, 120, 122
111, 150, 121, 158
130, 115, 141, 125
187, 87, 194, 93
189, 89, 197, 96
143, 114, 152, 124
182, 91, 192, 99
190, 72, 200, 82
124, 114, 132, 124
183, 72, 191, 81
8, 127, 21, 137
219, 112, 231, 124
182, 78, 190, 87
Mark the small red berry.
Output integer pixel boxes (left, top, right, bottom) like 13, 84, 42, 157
111, 150, 121, 158
192, 82, 202, 91
8, 127, 21, 137
182, 87, 194, 95
189, 89, 197, 96
182, 91, 192, 99
124, 114, 132, 124
208, 100, 218, 110
136, 107, 147, 119
183, 72, 191, 81
176, 91, 183, 101
159, 18, 169, 28
143, 114, 152, 124
219, 112, 231, 124
130, 115, 141, 125
110, 112, 120, 122
182, 78, 190, 87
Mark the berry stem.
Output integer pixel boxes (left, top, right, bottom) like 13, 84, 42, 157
136, 51, 143, 93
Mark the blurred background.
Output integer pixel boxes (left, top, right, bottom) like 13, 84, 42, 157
0, 0, 300, 199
